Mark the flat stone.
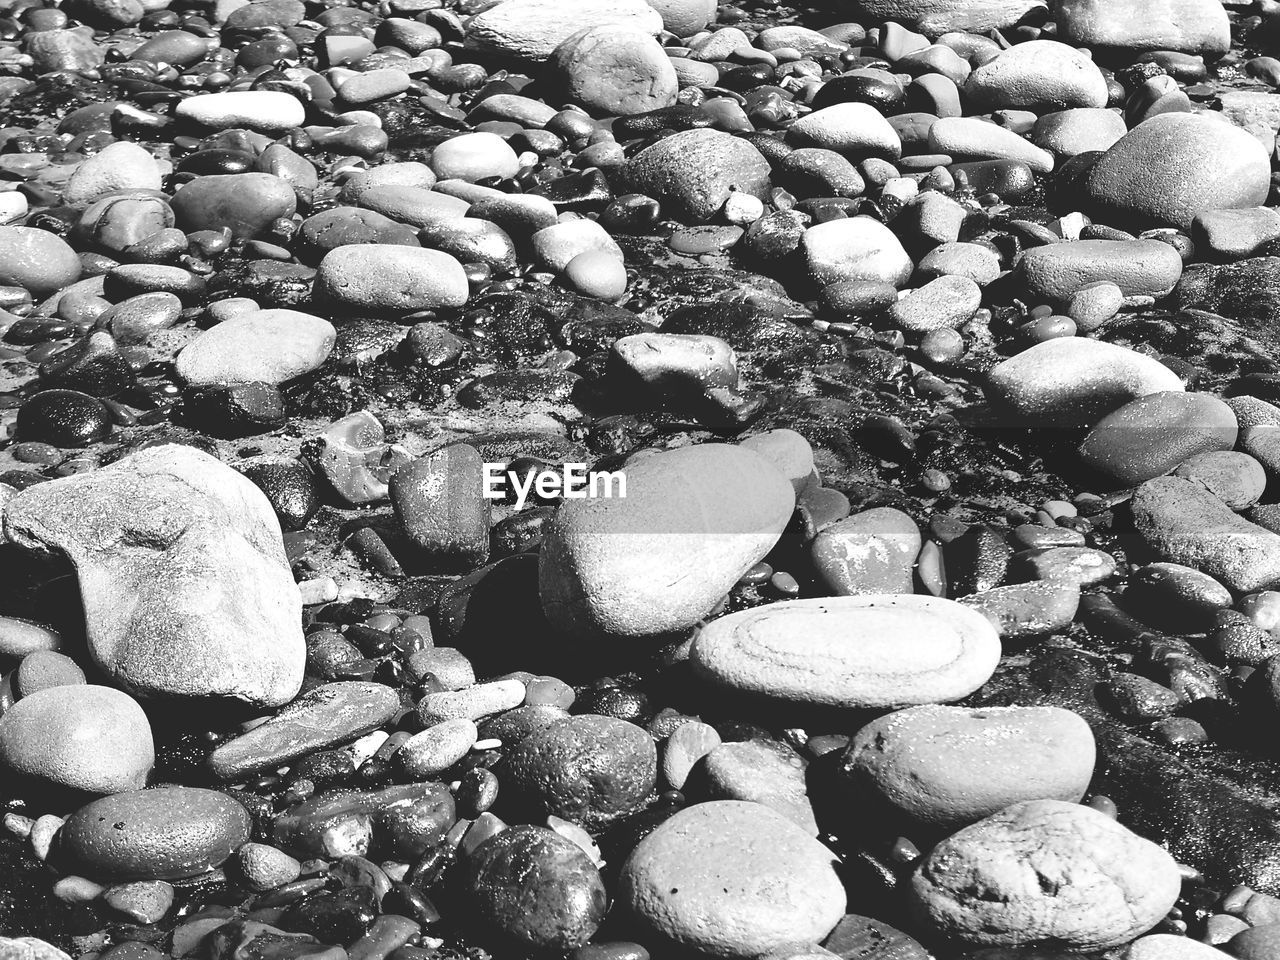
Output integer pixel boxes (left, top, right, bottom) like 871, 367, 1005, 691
849, 0, 1045, 36
1057, 0, 1230, 56
208, 681, 400, 780
1020, 239, 1184, 303
1131, 475, 1280, 592
176, 91, 306, 132
959, 581, 1080, 639
690, 594, 1001, 709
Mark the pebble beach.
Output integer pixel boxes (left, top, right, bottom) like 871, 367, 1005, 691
0, 0, 1279, 958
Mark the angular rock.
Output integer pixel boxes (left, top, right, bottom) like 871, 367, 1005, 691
2, 445, 304, 707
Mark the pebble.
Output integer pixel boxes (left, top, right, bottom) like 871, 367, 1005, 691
804, 216, 914, 288
843, 705, 1095, 829
1057, 0, 1230, 56
1174, 451, 1268, 510
619, 801, 846, 958
60, 786, 251, 881
430, 132, 521, 182
503, 714, 657, 829
400, 718, 478, 777
418, 678, 526, 721
391, 444, 490, 572
236, 842, 302, 892
701, 739, 817, 834
987, 337, 1185, 426
888, 275, 981, 332
623, 129, 772, 222
928, 116, 1054, 174
465, 825, 607, 951
172, 172, 298, 240
15, 390, 112, 447
690, 594, 1001, 708
911, 800, 1182, 949
959, 580, 1080, 639
552, 27, 676, 117
176, 91, 306, 133
62, 141, 161, 208
661, 720, 721, 791
466, 0, 663, 61
176, 309, 335, 386
964, 39, 1108, 111
1031, 107, 1128, 159
1125, 935, 1232, 959
0, 227, 82, 296
315, 245, 469, 313
788, 103, 902, 159
811, 507, 921, 595
1019, 239, 1184, 303
103, 880, 174, 925
0, 685, 152, 796
539, 443, 794, 639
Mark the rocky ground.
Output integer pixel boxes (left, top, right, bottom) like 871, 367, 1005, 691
5, 0, 1280, 958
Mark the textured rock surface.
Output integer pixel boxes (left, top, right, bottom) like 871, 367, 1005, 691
2, 445, 304, 707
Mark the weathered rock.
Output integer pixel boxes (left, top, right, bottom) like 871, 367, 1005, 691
315, 245, 469, 313
2, 445, 304, 707
811, 508, 921, 595
910, 800, 1182, 949
1019, 239, 1184, 303
619, 801, 846, 957
624, 129, 771, 223
551, 27, 677, 117
964, 39, 1109, 112
62, 142, 161, 208
849, 0, 1046, 37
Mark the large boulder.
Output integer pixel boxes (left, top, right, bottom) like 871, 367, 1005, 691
1085, 113, 1271, 231
2, 445, 305, 707
466, 0, 663, 61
